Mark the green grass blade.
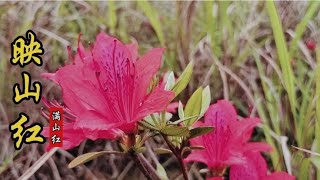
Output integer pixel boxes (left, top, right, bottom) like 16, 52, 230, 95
289, 1, 320, 57
266, 1, 297, 120
137, 1, 165, 46
205, 1, 220, 56
108, 0, 117, 34
315, 48, 320, 149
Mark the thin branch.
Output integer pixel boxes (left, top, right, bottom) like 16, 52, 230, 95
130, 152, 161, 180
18, 148, 58, 180
162, 134, 189, 180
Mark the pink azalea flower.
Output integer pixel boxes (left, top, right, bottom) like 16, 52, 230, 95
166, 102, 179, 113
184, 100, 272, 175
207, 177, 224, 180
306, 39, 316, 51
41, 98, 123, 150
42, 33, 174, 149
230, 151, 295, 180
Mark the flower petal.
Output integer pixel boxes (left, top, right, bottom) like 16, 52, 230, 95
126, 42, 138, 61
74, 41, 93, 65
187, 99, 273, 172
117, 122, 137, 134
48, 62, 111, 119
42, 123, 86, 151
133, 48, 165, 112
73, 110, 121, 140
241, 142, 273, 153
200, 100, 238, 168
86, 128, 124, 141
184, 149, 209, 165
229, 151, 267, 180
230, 152, 295, 180
166, 102, 179, 113
207, 177, 224, 180
93, 32, 135, 122
231, 117, 260, 143
204, 100, 237, 127
135, 87, 174, 121
189, 133, 204, 146
264, 172, 295, 180
41, 73, 58, 84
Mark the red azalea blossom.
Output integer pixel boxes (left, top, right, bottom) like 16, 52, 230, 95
207, 177, 224, 180
306, 39, 316, 51
166, 101, 179, 113
184, 100, 272, 175
230, 151, 295, 180
42, 33, 174, 149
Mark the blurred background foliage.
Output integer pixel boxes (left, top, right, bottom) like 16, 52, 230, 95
0, 1, 320, 179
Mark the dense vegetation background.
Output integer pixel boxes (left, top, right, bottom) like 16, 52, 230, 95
0, 1, 320, 179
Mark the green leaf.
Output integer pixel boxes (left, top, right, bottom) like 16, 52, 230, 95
154, 148, 173, 155
144, 115, 156, 126
205, 1, 220, 55
156, 162, 169, 180
200, 85, 211, 116
68, 151, 122, 168
314, 49, 320, 179
289, 1, 320, 56
266, 1, 297, 122
181, 145, 205, 156
107, 0, 117, 33
137, 1, 165, 46
298, 157, 310, 180
161, 126, 190, 137
164, 112, 173, 122
311, 157, 320, 169
165, 71, 175, 90
184, 87, 203, 126
168, 136, 182, 148
178, 101, 184, 120
189, 126, 214, 139
315, 48, 320, 149
171, 115, 202, 125
311, 155, 320, 180
172, 61, 193, 97
120, 143, 128, 152
138, 120, 159, 131
189, 145, 205, 150
134, 147, 146, 154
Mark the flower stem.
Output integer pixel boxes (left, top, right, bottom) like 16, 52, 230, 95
127, 134, 161, 180
162, 134, 189, 180
130, 152, 153, 180
137, 153, 161, 180
129, 152, 161, 180
177, 153, 189, 180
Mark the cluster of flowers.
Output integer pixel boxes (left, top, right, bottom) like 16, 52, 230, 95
185, 100, 295, 180
42, 33, 295, 180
